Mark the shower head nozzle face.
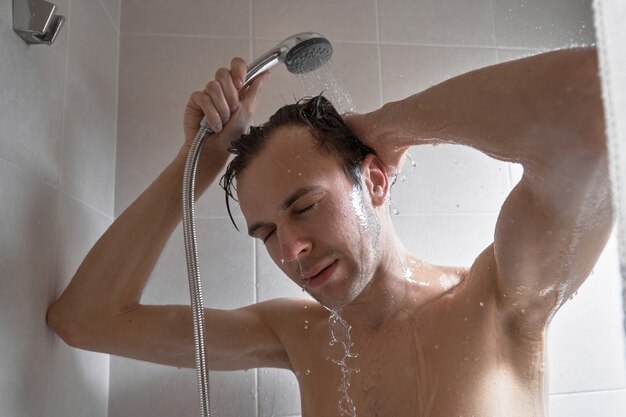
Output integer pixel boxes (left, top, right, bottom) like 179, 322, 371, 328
284, 37, 333, 74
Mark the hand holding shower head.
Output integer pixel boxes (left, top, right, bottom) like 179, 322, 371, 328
184, 33, 333, 417
200, 32, 333, 129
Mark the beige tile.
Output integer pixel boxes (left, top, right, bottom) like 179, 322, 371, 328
61, 0, 119, 216
121, 0, 250, 37
378, 0, 495, 46
109, 357, 257, 417
252, 0, 377, 42
0, 159, 58, 417
253, 40, 382, 125
142, 219, 255, 309
389, 144, 511, 215
0, 0, 68, 185
493, 0, 596, 49
258, 368, 301, 417
380, 45, 498, 103
116, 35, 251, 217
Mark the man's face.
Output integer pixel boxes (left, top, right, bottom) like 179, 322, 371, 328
237, 125, 381, 309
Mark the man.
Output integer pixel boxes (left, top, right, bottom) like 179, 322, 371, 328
47, 47, 612, 416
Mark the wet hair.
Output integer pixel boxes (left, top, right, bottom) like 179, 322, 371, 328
219, 94, 376, 229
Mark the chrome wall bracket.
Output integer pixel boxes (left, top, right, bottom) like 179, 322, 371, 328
12, 0, 65, 45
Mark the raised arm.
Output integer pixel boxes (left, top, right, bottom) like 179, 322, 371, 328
348, 47, 613, 325
46, 60, 289, 370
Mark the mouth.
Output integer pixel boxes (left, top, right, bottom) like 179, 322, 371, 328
305, 260, 338, 289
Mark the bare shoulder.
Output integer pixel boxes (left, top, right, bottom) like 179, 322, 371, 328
254, 297, 327, 333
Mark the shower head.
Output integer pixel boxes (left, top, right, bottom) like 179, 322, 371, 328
283, 35, 333, 74
243, 32, 333, 87
199, 33, 332, 130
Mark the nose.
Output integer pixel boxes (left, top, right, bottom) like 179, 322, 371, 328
277, 223, 312, 264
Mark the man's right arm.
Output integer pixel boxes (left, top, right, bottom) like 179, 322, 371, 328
46, 60, 289, 371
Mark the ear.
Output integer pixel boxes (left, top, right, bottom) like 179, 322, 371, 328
361, 154, 389, 207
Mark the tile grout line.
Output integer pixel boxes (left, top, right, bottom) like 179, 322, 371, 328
374, 0, 383, 107
488, 0, 498, 49
114, 30, 543, 51
96, 0, 120, 33
249, 1, 260, 414
550, 387, 626, 397
45, 0, 74, 413
111, 0, 122, 219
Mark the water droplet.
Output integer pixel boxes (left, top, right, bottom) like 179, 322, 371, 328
305, 369, 311, 375
406, 153, 417, 169
281, 258, 285, 264
479, 301, 484, 307
303, 305, 308, 309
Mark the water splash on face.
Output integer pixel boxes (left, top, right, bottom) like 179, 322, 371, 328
327, 309, 359, 417
349, 186, 370, 229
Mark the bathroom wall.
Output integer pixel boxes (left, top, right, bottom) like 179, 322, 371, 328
0, 0, 119, 416
110, 0, 626, 416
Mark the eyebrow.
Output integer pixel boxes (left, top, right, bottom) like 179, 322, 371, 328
247, 185, 322, 236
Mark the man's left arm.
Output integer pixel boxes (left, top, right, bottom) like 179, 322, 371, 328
349, 47, 613, 324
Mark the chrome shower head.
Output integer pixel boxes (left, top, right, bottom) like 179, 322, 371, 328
283, 35, 333, 74
242, 32, 333, 87
200, 33, 333, 130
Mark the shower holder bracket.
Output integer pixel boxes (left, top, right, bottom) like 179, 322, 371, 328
12, 0, 65, 45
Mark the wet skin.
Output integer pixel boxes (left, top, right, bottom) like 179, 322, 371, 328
46, 48, 611, 417
237, 126, 549, 417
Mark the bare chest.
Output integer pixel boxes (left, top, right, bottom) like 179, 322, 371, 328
289, 303, 545, 417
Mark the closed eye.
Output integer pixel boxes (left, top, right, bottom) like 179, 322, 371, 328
296, 203, 316, 215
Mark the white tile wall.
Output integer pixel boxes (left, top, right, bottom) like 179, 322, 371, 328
493, 0, 596, 48
378, 0, 496, 46
115, 35, 251, 217
547, 233, 626, 394
252, 0, 378, 43
550, 389, 626, 417
60, 0, 119, 216
121, 0, 250, 37
0, 0, 68, 186
48, 193, 112, 417
390, 145, 510, 215
99, 0, 121, 32
108, 358, 257, 417
0, 0, 119, 416
104, 1, 623, 417
0, 158, 58, 417
380, 44, 498, 102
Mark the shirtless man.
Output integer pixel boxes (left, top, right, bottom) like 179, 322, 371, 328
47, 46, 612, 416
